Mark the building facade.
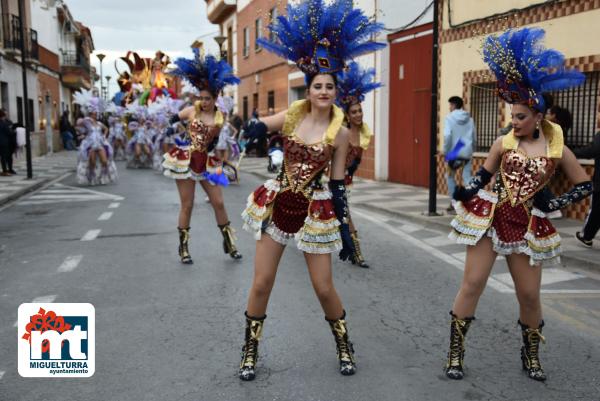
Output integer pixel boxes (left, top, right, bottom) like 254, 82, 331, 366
205, 0, 238, 107
437, 0, 600, 219
236, 0, 289, 120
0, 0, 39, 133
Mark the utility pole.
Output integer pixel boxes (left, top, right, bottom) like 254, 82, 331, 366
427, 0, 440, 216
18, 0, 33, 179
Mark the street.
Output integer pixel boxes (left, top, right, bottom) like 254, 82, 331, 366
0, 162, 599, 401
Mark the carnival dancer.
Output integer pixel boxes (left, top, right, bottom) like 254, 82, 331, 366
238, 0, 385, 381
106, 104, 127, 161
444, 28, 592, 382
126, 104, 154, 168
335, 61, 381, 268
162, 50, 242, 263
150, 97, 183, 171
73, 89, 118, 185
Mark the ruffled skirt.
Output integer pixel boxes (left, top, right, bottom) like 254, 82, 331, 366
449, 189, 561, 265
241, 179, 342, 254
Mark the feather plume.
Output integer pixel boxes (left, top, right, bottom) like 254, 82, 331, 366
170, 49, 239, 95
336, 61, 382, 109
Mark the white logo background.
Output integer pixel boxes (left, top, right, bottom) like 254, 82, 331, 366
18, 303, 95, 378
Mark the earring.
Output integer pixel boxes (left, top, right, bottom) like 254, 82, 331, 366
533, 121, 540, 139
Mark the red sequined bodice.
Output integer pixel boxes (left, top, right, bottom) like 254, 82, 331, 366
499, 149, 556, 206
282, 136, 333, 193
189, 119, 220, 152
345, 144, 363, 169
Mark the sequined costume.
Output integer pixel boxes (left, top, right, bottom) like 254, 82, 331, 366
76, 119, 118, 185
242, 100, 345, 253
162, 107, 224, 181
449, 120, 564, 264
126, 122, 154, 168
344, 123, 372, 187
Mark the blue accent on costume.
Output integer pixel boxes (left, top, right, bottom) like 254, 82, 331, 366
257, 0, 385, 78
170, 48, 240, 94
336, 61, 382, 110
483, 27, 585, 111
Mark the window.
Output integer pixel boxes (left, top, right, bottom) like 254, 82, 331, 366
243, 27, 250, 58
469, 82, 499, 152
17, 96, 23, 126
268, 90, 275, 110
269, 7, 279, 42
253, 93, 259, 115
243, 96, 248, 121
255, 18, 263, 52
550, 71, 600, 149
1, 82, 9, 113
28, 98, 34, 130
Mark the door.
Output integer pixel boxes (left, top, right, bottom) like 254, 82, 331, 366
388, 32, 432, 187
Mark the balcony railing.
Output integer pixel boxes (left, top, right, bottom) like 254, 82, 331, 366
1, 13, 39, 61
61, 50, 90, 71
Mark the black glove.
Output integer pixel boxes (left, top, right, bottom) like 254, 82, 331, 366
347, 158, 361, 177
453, 166, 493, 202
165, 127, 175, 137
329, 179, 355, 261
533, 181, 592, 213
169, 114, 181, 124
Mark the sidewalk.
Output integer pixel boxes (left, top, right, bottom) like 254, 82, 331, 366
241, 156, 600, 272
0, 151, 78, 207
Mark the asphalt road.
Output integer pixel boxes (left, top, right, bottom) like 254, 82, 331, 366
0, 161, 599, 401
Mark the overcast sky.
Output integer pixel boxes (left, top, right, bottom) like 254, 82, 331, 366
66, 0, 220, 96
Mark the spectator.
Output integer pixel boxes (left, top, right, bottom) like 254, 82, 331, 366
547, 105, 573, 135
443, 96, 475, 212
573, 131, 600, 247
0, 109, 16, 175
59, 109, 77, 150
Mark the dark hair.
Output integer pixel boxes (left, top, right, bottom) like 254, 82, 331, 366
549, 105, 573, 134
230, 114, 243, 131
448, 96, 463, 109
306, 72, 338, 88
0, 109, 6, 119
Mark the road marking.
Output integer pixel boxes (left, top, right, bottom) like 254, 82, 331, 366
495, 268, 584, 287
108, 202, 120, 209
17, 183, 124, 206
57, 255, 83, 273
353, 209, 513, 293
98, 212, 113, 221
0, 371, 4, 380
14, 295, 57, 326
81, 229, 101, 241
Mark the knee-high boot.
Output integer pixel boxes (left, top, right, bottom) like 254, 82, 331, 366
178, 227, 193, 264
218, 221, 242, 259
239, 312, 266, 381
519, 320, 546, 381
445, 311, 474, 380
326, 310, 357, 375
350, 231, 369, 268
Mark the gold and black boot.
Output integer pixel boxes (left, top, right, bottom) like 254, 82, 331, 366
239, 312, 265, 381
445, 311, 474, 380
218, 222, 242, 259
519, 320, 546, 381
326, 310, 356, 375
178, 227, 193, 264
350, 231, 369, 268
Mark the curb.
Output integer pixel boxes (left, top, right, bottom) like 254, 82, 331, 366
244, 168, 600, 273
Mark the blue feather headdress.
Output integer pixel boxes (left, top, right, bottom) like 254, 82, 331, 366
170, 48, 240, 95
336, 61, 382, 111
483, 27, 585, 111
258, 0, 385, 79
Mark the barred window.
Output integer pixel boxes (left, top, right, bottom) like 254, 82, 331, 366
550, 71, 600, 149
470, 82, 499, 152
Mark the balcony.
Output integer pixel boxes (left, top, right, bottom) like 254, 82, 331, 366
61, 50, 92, 89
205, 0, 236, 24
1, 13, 39, 61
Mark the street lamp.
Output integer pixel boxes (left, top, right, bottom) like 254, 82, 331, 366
214, 35, 227, 60
105, 75, 111, 101
96, 53, 105, 96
